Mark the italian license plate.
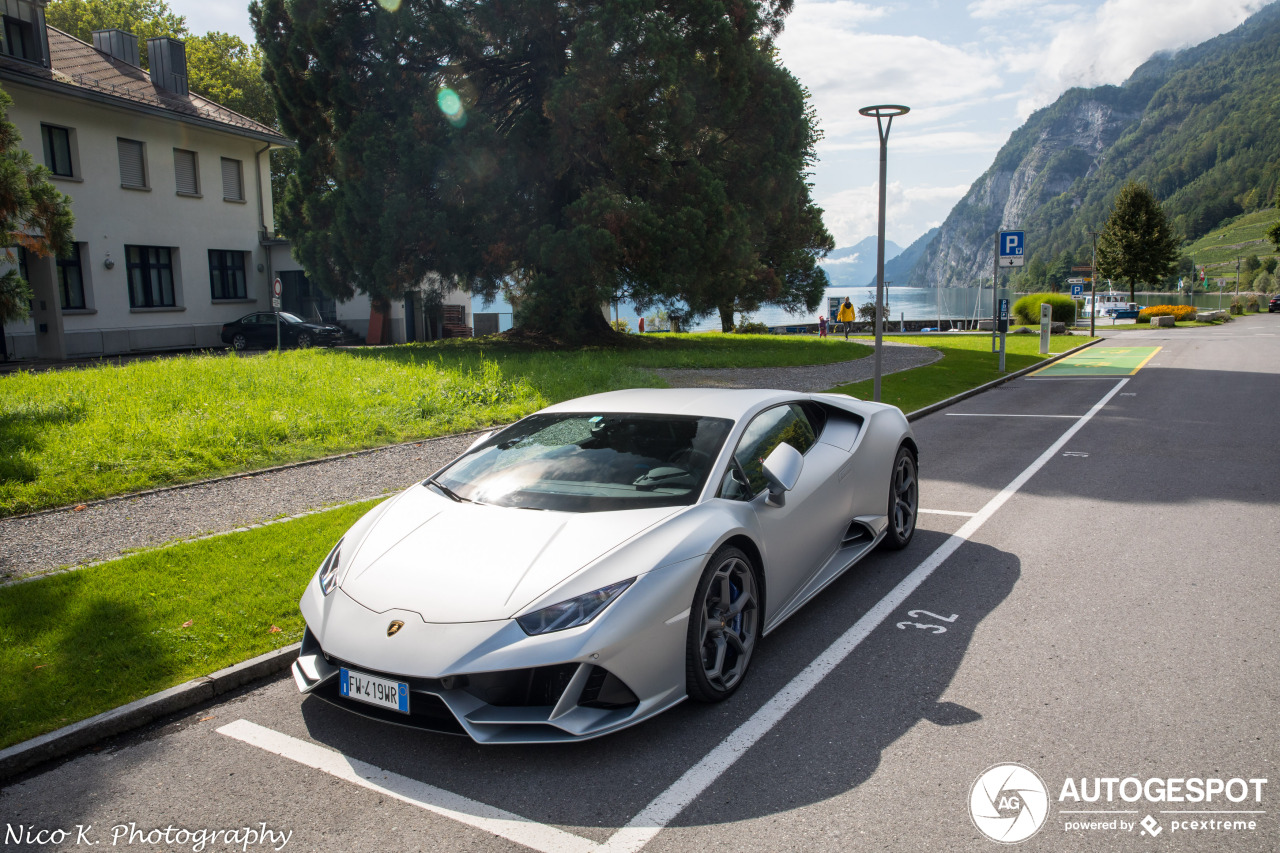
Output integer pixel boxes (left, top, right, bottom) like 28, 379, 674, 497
339, 667, 409, 714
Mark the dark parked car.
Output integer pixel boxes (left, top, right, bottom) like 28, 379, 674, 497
1269, 296, 1280, 313
221, 312, 343, 350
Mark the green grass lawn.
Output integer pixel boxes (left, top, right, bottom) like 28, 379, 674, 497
0, 335, 870, 516
825, 333, 1092, 412
0, 499, 379, 750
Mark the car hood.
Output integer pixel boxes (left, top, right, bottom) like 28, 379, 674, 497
339, 485, 681, 623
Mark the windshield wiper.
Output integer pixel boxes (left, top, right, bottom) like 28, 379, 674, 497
425, 477, 470, 503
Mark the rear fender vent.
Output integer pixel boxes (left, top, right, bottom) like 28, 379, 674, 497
841, 520, 874, 548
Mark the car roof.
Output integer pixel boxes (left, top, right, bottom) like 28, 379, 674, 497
539, 388, 808, 420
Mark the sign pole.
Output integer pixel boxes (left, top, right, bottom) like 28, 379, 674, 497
992, 231, 999, 352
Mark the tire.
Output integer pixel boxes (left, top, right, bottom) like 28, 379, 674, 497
231, 333, 248, 351
882, 445, 918, 550
296, 332, 313, 348
686, 546, 760, 703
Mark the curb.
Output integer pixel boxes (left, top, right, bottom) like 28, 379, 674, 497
905, 337, 1101, 422
0, 337, 1101, 781
0, 644, 300, 782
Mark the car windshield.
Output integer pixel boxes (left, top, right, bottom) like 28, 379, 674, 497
278, 312, 304, 323
432, 413, 733, 512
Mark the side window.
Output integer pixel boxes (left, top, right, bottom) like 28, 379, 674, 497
729, 404, 817, 496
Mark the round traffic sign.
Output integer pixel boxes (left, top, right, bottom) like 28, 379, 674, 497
272, 278, 283, 297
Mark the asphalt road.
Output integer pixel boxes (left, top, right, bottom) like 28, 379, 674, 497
3, 316, 1277, 853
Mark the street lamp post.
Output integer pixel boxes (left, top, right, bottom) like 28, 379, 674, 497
859, 104, 909, 402
1087, 229, 1102, 338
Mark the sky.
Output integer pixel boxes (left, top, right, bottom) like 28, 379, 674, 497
167, 0, 1272, 250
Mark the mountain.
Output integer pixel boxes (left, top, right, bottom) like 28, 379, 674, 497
867, 228, 937, 287
907, 2, 1280, 289
819, 236, 901, 289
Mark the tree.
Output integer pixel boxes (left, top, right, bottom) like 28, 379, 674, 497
44, 0, 186, 67
1096, 181, 1181, 302
1, 85, 75, 324
252, 0, 830, 341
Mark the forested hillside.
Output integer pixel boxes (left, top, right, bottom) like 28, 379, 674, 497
908, 2, 1280, 290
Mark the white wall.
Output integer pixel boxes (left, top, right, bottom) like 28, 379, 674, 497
5, 81, 277, 357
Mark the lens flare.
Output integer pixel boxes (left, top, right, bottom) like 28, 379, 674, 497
437, 87, 467, 128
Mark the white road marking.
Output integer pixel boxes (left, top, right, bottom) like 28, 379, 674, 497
219, 377, 1131, 853
919, 508, 977, 517
217, 719, 598, 853
945, 413, 1081, 418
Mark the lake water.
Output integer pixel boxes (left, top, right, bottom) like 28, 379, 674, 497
475, 285, 1266, 333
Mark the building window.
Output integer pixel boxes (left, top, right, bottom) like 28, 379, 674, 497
173, 148, 199, 195
220, 157, 244, 201
117, 138, 147, 188
208, 250, 247, 300
57, 243, 86, 310
3, 15, 35, 62
42, 125, 74, 177
126, 245, 175, 307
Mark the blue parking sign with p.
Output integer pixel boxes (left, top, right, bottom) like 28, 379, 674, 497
999, 230, 1024, 261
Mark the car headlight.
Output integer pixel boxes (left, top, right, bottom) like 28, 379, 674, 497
516, 579, 634, 635
318, 540, 343, 595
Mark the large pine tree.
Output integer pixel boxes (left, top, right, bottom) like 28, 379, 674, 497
251, 0, 831, 341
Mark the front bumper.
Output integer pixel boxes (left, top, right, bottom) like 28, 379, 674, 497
292, 627, 672, 743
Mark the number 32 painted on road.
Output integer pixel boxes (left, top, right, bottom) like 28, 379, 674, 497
896, 609, 959, 634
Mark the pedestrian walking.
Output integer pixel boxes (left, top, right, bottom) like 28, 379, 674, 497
818, 316, 827, 338
836, 298, 855, 340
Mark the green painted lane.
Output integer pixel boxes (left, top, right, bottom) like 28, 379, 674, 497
1030, 346, 1162, 377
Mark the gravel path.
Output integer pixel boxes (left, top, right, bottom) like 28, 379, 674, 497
1, 341, 939, 580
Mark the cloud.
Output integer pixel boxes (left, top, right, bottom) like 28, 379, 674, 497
817, 181, 970, 247
777, 4, 1004, 141
818, 128, 1011, 154
1005, 0, 1270, 114
968, 0, 1081, 19
820, 253, 863, 265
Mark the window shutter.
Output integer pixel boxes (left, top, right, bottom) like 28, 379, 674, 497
174, 149, 198, 194
118, 138, 146, 187
221, 158, 243, 201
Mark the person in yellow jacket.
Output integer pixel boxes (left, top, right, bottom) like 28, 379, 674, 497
836, 297, 855, 340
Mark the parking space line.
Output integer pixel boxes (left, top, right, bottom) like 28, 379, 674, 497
945, 413, 1080, 418
219, 378, 1130, 853
599, 376, 1133, 853
919, 509, 976, 517
216, 719, 598, 853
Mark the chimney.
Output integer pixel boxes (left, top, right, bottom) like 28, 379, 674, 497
91, 29, 140, 67
146, 36, 188, 96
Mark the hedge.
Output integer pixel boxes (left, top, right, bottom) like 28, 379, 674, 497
1012, 293, 1076, 325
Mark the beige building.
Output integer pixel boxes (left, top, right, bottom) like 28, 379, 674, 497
2, 3, 475, 358
1, 4, 290, 359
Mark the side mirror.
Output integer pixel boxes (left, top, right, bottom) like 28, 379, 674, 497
465, 430, 495, 453
761, 442, 803, 507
